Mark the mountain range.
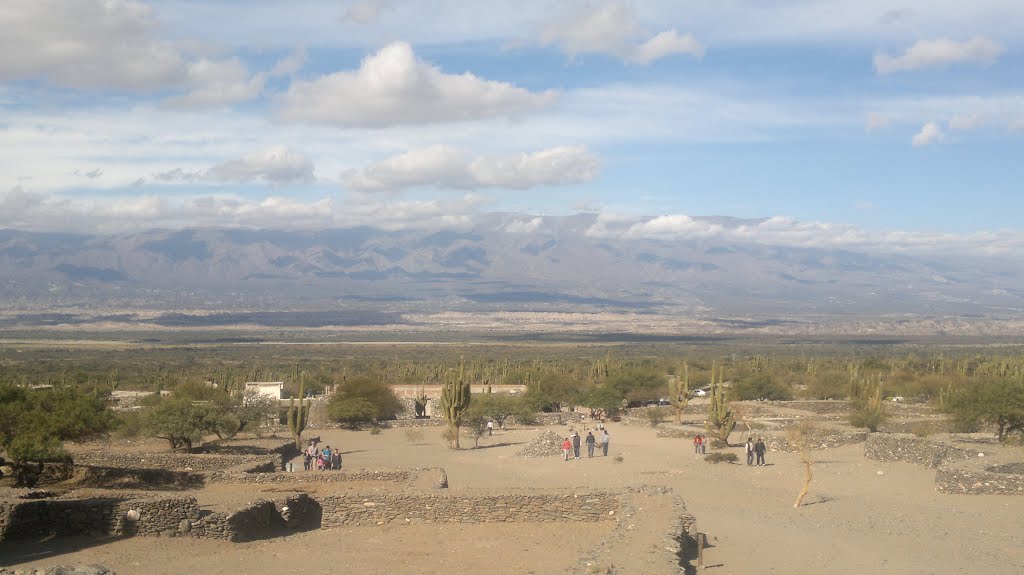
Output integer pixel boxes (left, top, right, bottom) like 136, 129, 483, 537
2, 213, 1022, 333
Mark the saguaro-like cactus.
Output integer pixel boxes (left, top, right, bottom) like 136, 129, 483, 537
288, 375, 308, 450
668, 361, 690, 424
441, 360, 472, 449
414, 384, 429, 418
707, 361, 736, 445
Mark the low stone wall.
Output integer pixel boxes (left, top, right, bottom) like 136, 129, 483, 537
0, 496, 199, 542
319, 492, 619, 527
70, 452, 278, 474
209, 469, 412, 485
936, 457, 1024, 495
68, 466, 206, 490
864, 434, 978, 469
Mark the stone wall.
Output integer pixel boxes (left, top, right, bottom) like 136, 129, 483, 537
0, 496, 198, 542
70, 452, 278, 473
864, 433, 978, 469
209, 469, 412, 485
319, 492, 619, 527
936, 457, 1024, 495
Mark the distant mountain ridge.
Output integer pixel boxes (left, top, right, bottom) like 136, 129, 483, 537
1, 214, 1022, 323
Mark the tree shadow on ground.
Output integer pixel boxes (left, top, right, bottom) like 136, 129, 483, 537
0, 534, 125, 566
472, 441, 525, 450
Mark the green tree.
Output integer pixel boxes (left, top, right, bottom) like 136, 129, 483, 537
945, 378, 1024, 441
327, 376, 404, 429
732, 373, 793, 401
0, 385, 114, 486
464, 393, 534, 430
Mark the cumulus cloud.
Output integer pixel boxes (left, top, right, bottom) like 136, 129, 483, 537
504, 217, 544, 234
874, 36, 1003, 74
541, 2, 703, 63
342, 0, 391, 24
948, 113, 982, 131
270, 47, 308, 77
206, 147, 315, 184
276, 42, 555, 127
342, 145, 599, 192
866, 112, 890, 132
163, 58, 265, 109
0, 0, 187, 91
583, 213, 1024, 257
912, 122, 944, 147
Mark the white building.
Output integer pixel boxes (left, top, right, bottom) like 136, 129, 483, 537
245, 381, 284, 399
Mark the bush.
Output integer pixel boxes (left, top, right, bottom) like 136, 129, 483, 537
369, 426, 383, 436
644, 407, 668, 428
849, 406, 886, 432
404, 429, 424, 444
944, 378, 1024, 441
327, 377, 404, 428
732, 373, 793, 401
704, 452, 739, 464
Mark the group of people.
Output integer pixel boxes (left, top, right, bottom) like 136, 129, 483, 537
303, 440, 342, 471
562, 429, 610, 460
695, 433, 768, 466
745, 437, 768, 466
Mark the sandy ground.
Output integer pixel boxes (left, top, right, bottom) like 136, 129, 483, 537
3, 417, 1024, 575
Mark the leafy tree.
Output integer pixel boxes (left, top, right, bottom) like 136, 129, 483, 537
236, 389, 280, 436
465, 393, 534, 429
0, 385, 114, 486
945, 378, 1024, 441
143, 396, 216, 452
585, 384, 626, 416
732, 373, 793, 401
327, 376, 404, 428
607, 368, 665, 406
524, 372, 588, 412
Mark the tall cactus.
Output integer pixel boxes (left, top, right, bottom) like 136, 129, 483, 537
668, 361, 690, 424
440, 360, 472, 449
287, 374, 308, 450
707, 361, 736, 445
414, 384, 429, 418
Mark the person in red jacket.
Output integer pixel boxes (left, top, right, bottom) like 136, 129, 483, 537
562, 438, 572, 461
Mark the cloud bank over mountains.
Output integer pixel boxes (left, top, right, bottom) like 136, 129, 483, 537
1, 0, 1023, 260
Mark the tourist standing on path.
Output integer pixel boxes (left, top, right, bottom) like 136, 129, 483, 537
700, 435, 706, 455
585, 431, 596, 457
332, 449, 342, 471
600, 429, 610, 456
693, 434, 701, 455
322, 445, 333, 470
487, 421, 493, 436
305, 442, 318, 471
572, 432, 582, 459
745, 438, 754, 466
562, 438, 572, 461
754, 438, 767, 466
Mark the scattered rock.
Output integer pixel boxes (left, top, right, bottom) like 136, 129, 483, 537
517, 430, 567, 458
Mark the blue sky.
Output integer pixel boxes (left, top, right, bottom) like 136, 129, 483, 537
1, 0, 1022, 254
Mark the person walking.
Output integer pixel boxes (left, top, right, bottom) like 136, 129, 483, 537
600, 429, 610, 456
322, 445, 333, 471
585, 431, 596, 457
754, 437, 767, 466
487, 421, 494, 436
305, 441, 318, 471
700, 435, 706, 455
745, 437, 755, 466
572, 432, 582, 459
562, 437, 572, 461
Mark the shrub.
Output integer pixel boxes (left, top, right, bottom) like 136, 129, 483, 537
612, 454, 624, 464
731, 373, 793, 401
327, 376, 404, 428
404, 429, 425, 444
644, 406, 668, 428
369, 426, 383, 436
704, 452, 738, 464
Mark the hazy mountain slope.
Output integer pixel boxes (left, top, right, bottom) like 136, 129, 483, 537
1, 214, 1021, 320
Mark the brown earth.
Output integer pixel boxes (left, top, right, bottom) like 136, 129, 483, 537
3, 404, 1024, 574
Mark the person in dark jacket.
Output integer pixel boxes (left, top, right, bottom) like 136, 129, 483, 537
754, 438, 767, 466
572, 432, 582, 459
585, 431, 596, 457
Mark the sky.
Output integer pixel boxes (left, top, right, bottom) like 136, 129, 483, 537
1, 0, 1023, 255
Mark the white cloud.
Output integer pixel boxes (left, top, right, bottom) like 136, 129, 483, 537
0, 0, 187, 91
912, 122, 944, 147
866, 112, 890, 132
276, 42, 555, 127
948, 114, 982, 131
504, 217, 544, 234
342, 0, 391, 24
541, 2, 703, 64
584, 213, 1024, 257
163, 58, 265, 109
874, 36, 1003, 74
207, 147, 315, 184
342, 145, 599, 192
631, 30, 705, 64
270, 47, 308, 77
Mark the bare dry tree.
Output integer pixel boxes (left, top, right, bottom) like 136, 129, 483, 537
787, 422, 817, 508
